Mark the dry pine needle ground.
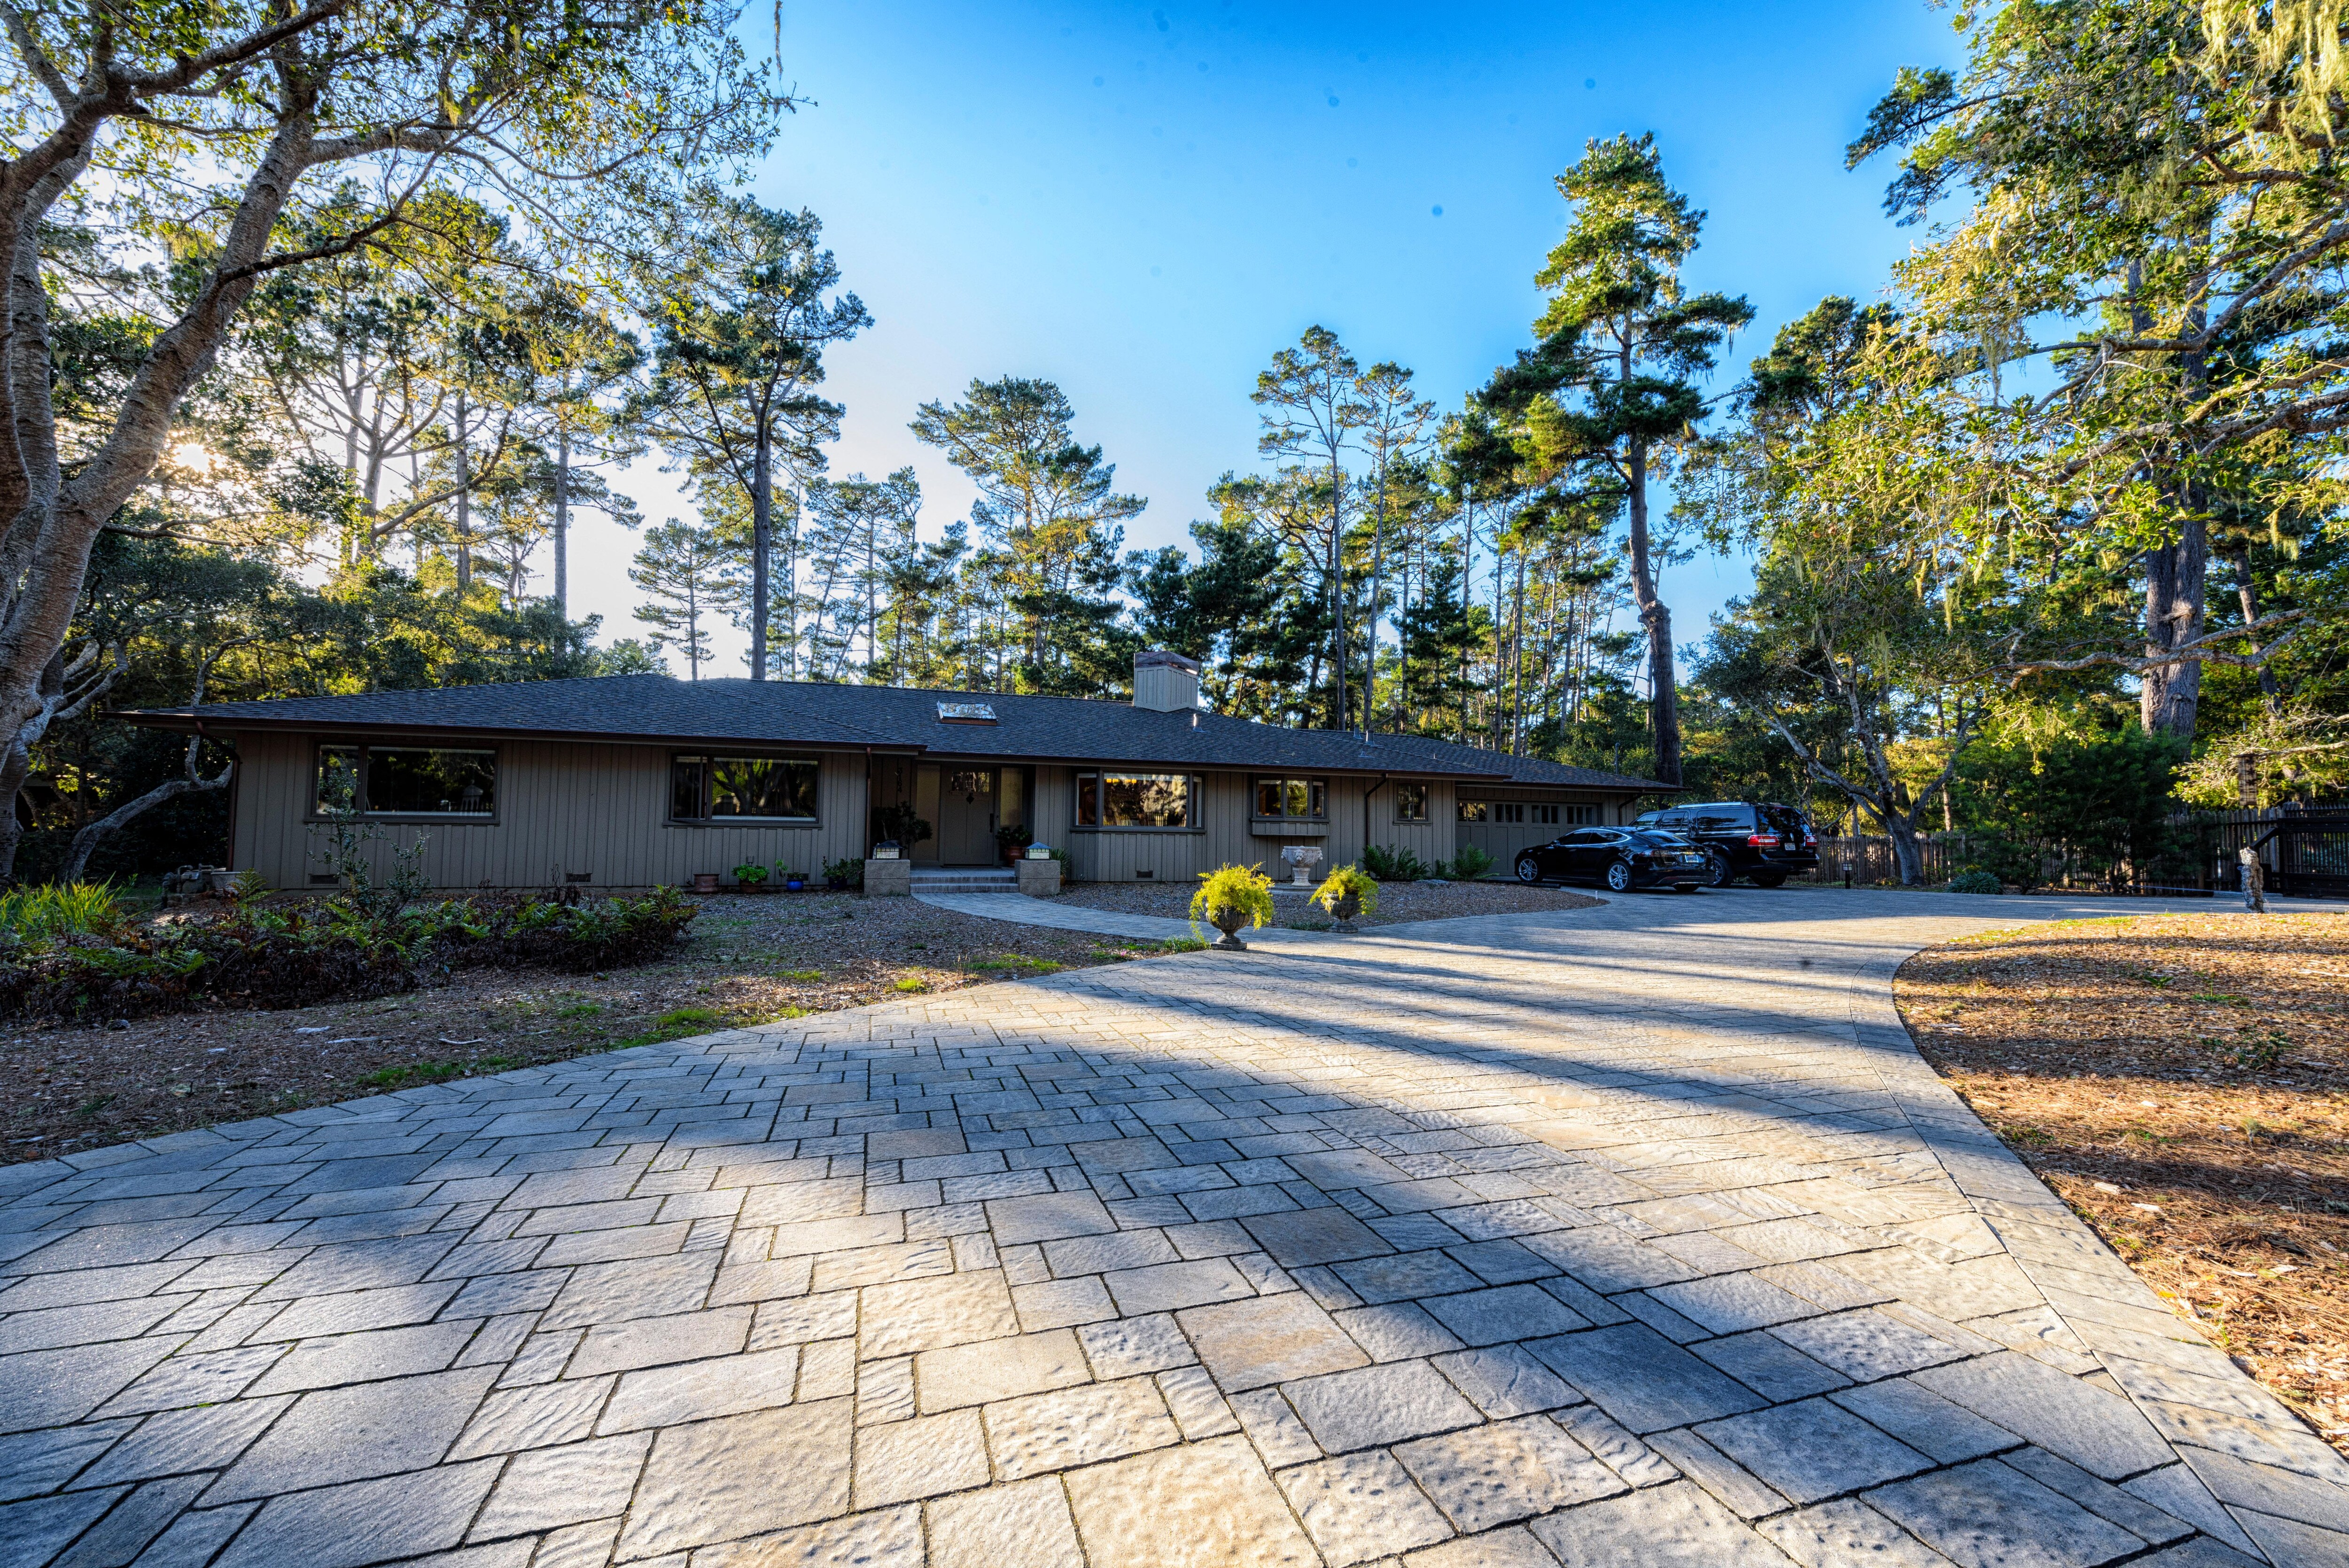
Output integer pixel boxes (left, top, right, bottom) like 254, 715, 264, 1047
1896, 909, 2349, 1453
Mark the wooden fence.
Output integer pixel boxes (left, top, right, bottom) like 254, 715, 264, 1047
1795, 804, 2348, 895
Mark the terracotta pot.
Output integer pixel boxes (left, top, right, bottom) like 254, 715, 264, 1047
1208, 905, 1250, 951
692, 873, 719, 894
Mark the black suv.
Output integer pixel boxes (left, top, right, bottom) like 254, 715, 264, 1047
1514, 828, 1711, 893
1632, 801, 1819, 888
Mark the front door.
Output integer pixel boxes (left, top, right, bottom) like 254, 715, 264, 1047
938, 768, 998, 864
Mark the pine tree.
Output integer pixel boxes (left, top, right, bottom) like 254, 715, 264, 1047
629, 519, 728, 680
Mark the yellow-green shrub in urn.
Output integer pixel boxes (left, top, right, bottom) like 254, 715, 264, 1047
1312, 865, 1379, 932
1190, 864, 1275, 950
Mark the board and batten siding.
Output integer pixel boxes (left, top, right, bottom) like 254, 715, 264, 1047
226, 732, 869, 891
1058, 770, 1462, 884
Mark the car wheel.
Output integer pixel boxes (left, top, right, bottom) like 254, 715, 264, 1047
1515, 856, 1541, 884
1604, 860, 1633, 893
1751, 872, 1787, 889
1703, 850, 1735, 888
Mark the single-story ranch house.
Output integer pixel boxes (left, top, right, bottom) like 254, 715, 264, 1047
125, 651, 1677, 890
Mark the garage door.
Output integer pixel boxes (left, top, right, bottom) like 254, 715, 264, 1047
1456, 800, 1596, 869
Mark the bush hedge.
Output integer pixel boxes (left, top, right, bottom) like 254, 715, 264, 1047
0, 885, 698, 1023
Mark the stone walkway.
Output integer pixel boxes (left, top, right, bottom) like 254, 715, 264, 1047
2, 890, 2344, 1567
912, 886, 1335, 944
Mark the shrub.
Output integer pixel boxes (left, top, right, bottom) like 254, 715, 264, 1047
1312, 864, 1380, 918
1361, 844, 1430, 882
1451, 845, 1496, 881
0, 885, 698, 1022
1946, 870, 2003, 895
732, 862, 770, 886
823, 857, 864, 890
1190, 864, 1276, 940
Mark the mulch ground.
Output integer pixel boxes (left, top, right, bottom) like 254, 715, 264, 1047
1050, 877, 1606, 928
1, 891, 1190, 1165
1894, 909, 2349, 1454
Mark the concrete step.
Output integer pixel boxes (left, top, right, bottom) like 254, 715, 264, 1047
910, 867, 1019, 891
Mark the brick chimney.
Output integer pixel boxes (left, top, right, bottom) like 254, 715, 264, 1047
1132, 649, 1201, 713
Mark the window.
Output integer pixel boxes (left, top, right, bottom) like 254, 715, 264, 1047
671, 754, 820, 823
1077, 772, 1196, 828
1531, 804, 1560, 825
314, 744, 496, 818
1458, 799, 1488, 823
1393, 782, 1430, 822
1252, 776, 1327, 820
1565, 803, 1598, 826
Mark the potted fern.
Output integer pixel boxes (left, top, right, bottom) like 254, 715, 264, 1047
1190, 864, 1275, 951
1312, 864, 1379, 933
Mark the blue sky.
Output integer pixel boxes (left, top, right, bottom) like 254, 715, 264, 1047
576, 0, 1963, 676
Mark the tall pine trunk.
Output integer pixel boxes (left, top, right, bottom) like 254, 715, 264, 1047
553, 428, 570, 617
453, 392, 472, 591
750, 421, 772, 680
1625, 442, 1681, 784
2140, 515, 2207, 737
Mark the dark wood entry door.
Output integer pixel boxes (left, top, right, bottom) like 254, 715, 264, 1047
938, 768, 998, 864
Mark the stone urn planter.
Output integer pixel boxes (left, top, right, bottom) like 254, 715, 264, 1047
1207, 904, 1252, 951
1328, 890, 1361, 933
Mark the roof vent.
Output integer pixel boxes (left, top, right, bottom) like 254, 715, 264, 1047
936, 701, 997, 724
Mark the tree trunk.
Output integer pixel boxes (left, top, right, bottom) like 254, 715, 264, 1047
1884, 814, 1924, 885
454, 391, 472, 592
554, 428, 570, 617
2140, 511, 2208, 738
2230, 543, 2283, 719
1625, 442, 1681, 784
750, 420, 772, 680
57, 768, 230, 885
0, 733, 32, 884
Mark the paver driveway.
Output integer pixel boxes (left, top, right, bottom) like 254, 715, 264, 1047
2, 890, 2345, 1568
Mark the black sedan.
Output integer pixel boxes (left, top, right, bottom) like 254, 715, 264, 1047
1515, 828, 1711, 893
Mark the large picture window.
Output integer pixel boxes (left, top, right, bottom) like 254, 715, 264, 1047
1393, 782, 1430, 823
671, 754, 820, 823
1076, 772, 1197, 829
314, 745, 497, 818
1252, 776, 1327, 821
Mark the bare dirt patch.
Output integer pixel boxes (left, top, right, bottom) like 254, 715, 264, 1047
1894, 908, 2349, 1453
2, 891, 1185, 1165
1050, 876, 1606, 928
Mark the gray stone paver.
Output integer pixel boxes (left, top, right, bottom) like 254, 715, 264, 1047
0, 891, 2345, 1565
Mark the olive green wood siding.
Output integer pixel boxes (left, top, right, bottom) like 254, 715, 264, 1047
223, 727, 1644, 891
225, 732, 868, 891
1060, 772, 1461, 883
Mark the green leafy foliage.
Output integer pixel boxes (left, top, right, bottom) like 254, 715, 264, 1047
0, 886, 697, 1023
1190, 864, 1276, 939
1311, 865, 1380, 917
1946, 870, 2004, 895
1451, 845, 1496, 880
1361, 844, 1431, 882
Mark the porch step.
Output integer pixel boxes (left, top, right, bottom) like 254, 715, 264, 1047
909, 867, 1019, 892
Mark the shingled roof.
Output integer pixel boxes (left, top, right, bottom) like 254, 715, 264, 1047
123, 674, 1678, 792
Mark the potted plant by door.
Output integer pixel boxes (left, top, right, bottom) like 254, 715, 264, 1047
996, 823, 1035, 865
1190, 864, 1275, 951
1312, 864, 1379, 933
733, 862, 770, 893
